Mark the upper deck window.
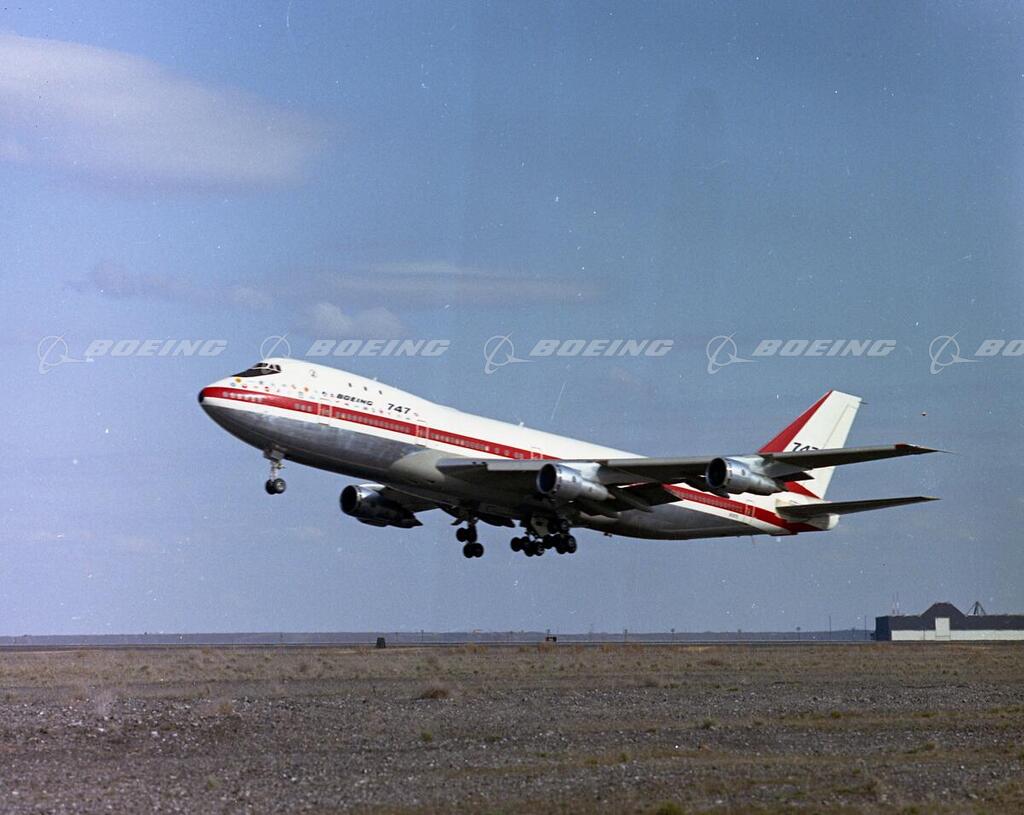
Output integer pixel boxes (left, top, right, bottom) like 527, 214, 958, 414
232, 361, 282, 377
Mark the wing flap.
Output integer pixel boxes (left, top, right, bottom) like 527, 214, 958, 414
434, 459, 539, 493
598, 458, 712, 484
436, 456, 711, 486
364, 484, 440, 519
436, 459, 544, 475
612, 482, 685, 509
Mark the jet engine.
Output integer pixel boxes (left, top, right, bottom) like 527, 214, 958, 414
705, 457, 784, 496
536, 463, 610, 503
339, 485, 420, 528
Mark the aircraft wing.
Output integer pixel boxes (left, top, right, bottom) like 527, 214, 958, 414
599, 444, 938, 483
776, 495, 938, 520
435, 444, 938, 488
757, 444, 939, 470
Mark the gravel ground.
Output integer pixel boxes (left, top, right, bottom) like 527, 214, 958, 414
0, 643, 1022, 813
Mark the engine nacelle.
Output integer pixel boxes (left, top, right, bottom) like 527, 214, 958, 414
536, 463, 610, 503
339, 485, 420, 528
705, 457, 784, 496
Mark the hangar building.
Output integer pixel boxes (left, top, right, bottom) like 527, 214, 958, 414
875, 602, 1024, 641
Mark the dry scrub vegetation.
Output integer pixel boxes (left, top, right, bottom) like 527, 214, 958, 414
0, 643, 1022, 813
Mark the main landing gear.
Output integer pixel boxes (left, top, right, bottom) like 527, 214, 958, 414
456, 522, 484, 558
264, 455, 286, 495
510, 530, 577, 557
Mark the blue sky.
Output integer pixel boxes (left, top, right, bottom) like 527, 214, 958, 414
2, 2, 1021, 634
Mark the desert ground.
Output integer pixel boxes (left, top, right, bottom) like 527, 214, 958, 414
0, 643, 1021, 813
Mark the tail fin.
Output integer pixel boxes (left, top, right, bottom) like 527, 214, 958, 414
760, 390, 861, 499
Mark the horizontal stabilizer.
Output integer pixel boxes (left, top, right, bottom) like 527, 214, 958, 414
776, 495, 938, 520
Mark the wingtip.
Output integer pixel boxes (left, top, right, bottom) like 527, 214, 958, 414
897, 444, 950, 455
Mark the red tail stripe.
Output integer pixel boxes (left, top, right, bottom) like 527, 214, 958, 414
785, 481, 820, 499
758, 390, 832, 454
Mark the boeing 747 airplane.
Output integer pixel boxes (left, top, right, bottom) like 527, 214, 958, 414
198, 358, 937, 558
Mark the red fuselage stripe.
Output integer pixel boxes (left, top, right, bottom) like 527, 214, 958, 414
662, 485, 818, 533
201, 386, 557, 461
201, 386, 819, 533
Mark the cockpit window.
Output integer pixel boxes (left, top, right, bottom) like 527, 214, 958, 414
232, 361, 282, 377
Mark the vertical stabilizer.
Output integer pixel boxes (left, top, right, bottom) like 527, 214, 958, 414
760, 390, 862, 498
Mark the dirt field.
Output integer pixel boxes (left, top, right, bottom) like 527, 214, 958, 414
0, 643, 1021, 813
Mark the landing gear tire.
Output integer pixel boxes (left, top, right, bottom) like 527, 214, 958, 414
456, 527, 468, 543
264, 452, 286, 495
566, 535, 577, 554
510, 537, 523, 552
463, 542, 484, 558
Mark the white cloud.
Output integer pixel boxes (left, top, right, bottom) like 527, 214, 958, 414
68, 257, 591, 324
308, 303, 406, 339
228, 285, 273, 309
69, 263, 274, 311
370, 261, 487, 278
329, 261, 600, 305
0, 33, 320, 187
68, 260, 195, 300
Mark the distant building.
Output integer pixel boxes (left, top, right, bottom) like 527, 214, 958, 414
875, 602, 1024, 642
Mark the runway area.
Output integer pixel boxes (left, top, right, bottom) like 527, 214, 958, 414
1, 643, 1021, 813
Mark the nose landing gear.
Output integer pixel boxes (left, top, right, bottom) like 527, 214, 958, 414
265, 478, 286, 495
264, 453, 286, 495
